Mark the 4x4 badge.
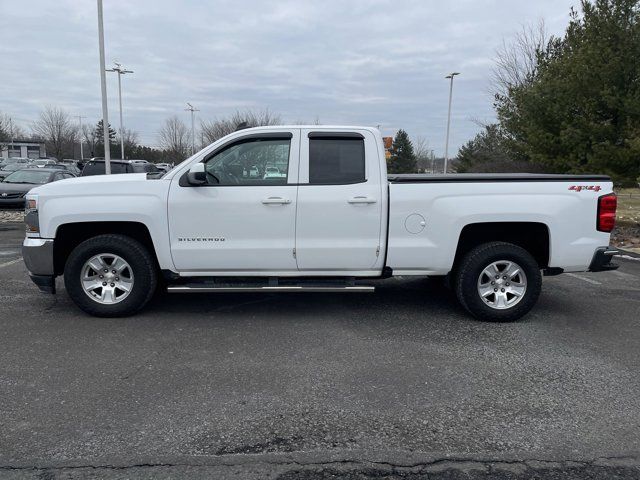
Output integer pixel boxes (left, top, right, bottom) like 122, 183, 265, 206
569, 185, 601, 192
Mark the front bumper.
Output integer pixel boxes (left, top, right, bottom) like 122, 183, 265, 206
22, 237, 56, 294
588, 246, 620, 272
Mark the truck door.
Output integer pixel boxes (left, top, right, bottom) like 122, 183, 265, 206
167, 130, 300, 273
295, 129, 384, 272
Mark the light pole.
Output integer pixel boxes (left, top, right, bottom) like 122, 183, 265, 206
185, 103, 199, 155
443, 72, 460, 174
77, 115, 86, 160
96, 0, 111, 173
106, 62, 133, 160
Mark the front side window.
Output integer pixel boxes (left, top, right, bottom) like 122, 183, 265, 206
203, 138, 291, 186
309, 137, 365, 184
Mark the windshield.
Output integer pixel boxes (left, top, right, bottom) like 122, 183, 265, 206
3, 170, 52, 184
1, 164, 22, 171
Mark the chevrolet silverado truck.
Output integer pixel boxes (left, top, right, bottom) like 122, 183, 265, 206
22, 126, 619, 321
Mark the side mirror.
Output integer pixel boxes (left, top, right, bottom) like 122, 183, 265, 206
187, 163, 206, 185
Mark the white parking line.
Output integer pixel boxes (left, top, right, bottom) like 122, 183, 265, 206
0, 258, 22, 269
566, 273, 602, 285
610, 270, 638, 280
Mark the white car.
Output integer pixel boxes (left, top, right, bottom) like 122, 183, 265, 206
263, 166, 286, 179
32, 159, 55, 168
22, 126, 619, 321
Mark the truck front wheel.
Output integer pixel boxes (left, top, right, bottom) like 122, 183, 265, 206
64, 234, 158, 317
454, 241, 541, 322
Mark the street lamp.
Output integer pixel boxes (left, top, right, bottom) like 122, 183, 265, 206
185, 103, 199, 155
106, 62, 133, 160
77, 115, 86, 160
96, 0, 111, 173
443, 72, 460, 174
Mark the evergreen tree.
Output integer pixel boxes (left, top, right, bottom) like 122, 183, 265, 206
456, 124, 541, 173
388, 129, 417, 174
93, 119, 117, 158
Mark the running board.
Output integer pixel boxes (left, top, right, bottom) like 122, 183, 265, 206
167, 285, 374, 293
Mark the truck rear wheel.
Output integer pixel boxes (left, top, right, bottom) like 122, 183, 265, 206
64, 234, 157, 317
454, 241, 541, 322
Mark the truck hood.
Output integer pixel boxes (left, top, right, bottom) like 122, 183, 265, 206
29, 173, 151, 197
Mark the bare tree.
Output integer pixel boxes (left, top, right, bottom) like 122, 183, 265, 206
82, 123, 99, 158
200, 109, 281, 145
0, 113, 8, 156
120, 128, 139, 159
158, 116, 190, 159
412, 135, 436, 173
491, 19, 549, 98
31, 106, 78, 160
0, 113, 27, 142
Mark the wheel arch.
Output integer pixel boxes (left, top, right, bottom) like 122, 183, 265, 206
453, 222, 550, 270
53, 221, 158, 275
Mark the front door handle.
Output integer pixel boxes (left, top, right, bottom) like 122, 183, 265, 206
348, 196, 377, 204
262, 197, 291, 205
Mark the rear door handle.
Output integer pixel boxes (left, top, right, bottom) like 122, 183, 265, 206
348, 196, 377, 204
262, 197, 291, 205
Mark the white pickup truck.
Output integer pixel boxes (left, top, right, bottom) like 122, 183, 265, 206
22, 126, 619, 321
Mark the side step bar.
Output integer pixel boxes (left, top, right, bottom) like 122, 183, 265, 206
167, 285, 375, 293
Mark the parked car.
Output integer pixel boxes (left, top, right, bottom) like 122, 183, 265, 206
0, 157, 31, 169
40, 164, 82, 174
58, 163, 81, 175
32, 159, 56, 168
0, 163, 29, 180
248, 165, 260, 177
263, 166, 286, 179
132, 162, 159, 174
0, 168, 76, 208
22, 126, 619, 320
60, 160, 82, 175
155, 163, 173, 173
80, 159, 159, 176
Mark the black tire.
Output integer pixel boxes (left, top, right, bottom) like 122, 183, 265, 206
454, 241, 542, 322
64, 234, 158, 317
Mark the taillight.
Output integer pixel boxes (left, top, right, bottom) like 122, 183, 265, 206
597, 193, 617, 232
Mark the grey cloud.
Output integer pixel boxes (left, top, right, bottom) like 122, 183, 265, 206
1, 0, 577, 152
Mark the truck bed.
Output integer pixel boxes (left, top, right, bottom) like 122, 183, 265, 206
387, 173, 611, 183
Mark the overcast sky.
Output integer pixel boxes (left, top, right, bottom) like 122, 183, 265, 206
1, 0, 577, 154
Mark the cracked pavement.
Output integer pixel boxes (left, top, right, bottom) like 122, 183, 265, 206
0, 222, 639, 479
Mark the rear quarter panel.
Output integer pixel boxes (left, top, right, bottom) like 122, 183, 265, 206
387, 180, 613, 274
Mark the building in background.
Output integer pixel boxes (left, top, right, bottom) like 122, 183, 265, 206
382, 137, 392, 159
0, 139, 46, 159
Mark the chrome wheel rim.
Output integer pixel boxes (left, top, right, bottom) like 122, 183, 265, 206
81, 253, 134, 304
477, 260, 527, 310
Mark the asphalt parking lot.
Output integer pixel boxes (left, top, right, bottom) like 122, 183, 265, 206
1, 221, 639, 479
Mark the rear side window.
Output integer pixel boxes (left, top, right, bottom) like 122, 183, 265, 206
309, 137, 365, 184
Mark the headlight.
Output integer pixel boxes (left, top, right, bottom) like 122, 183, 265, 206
25, 195, 39, 234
